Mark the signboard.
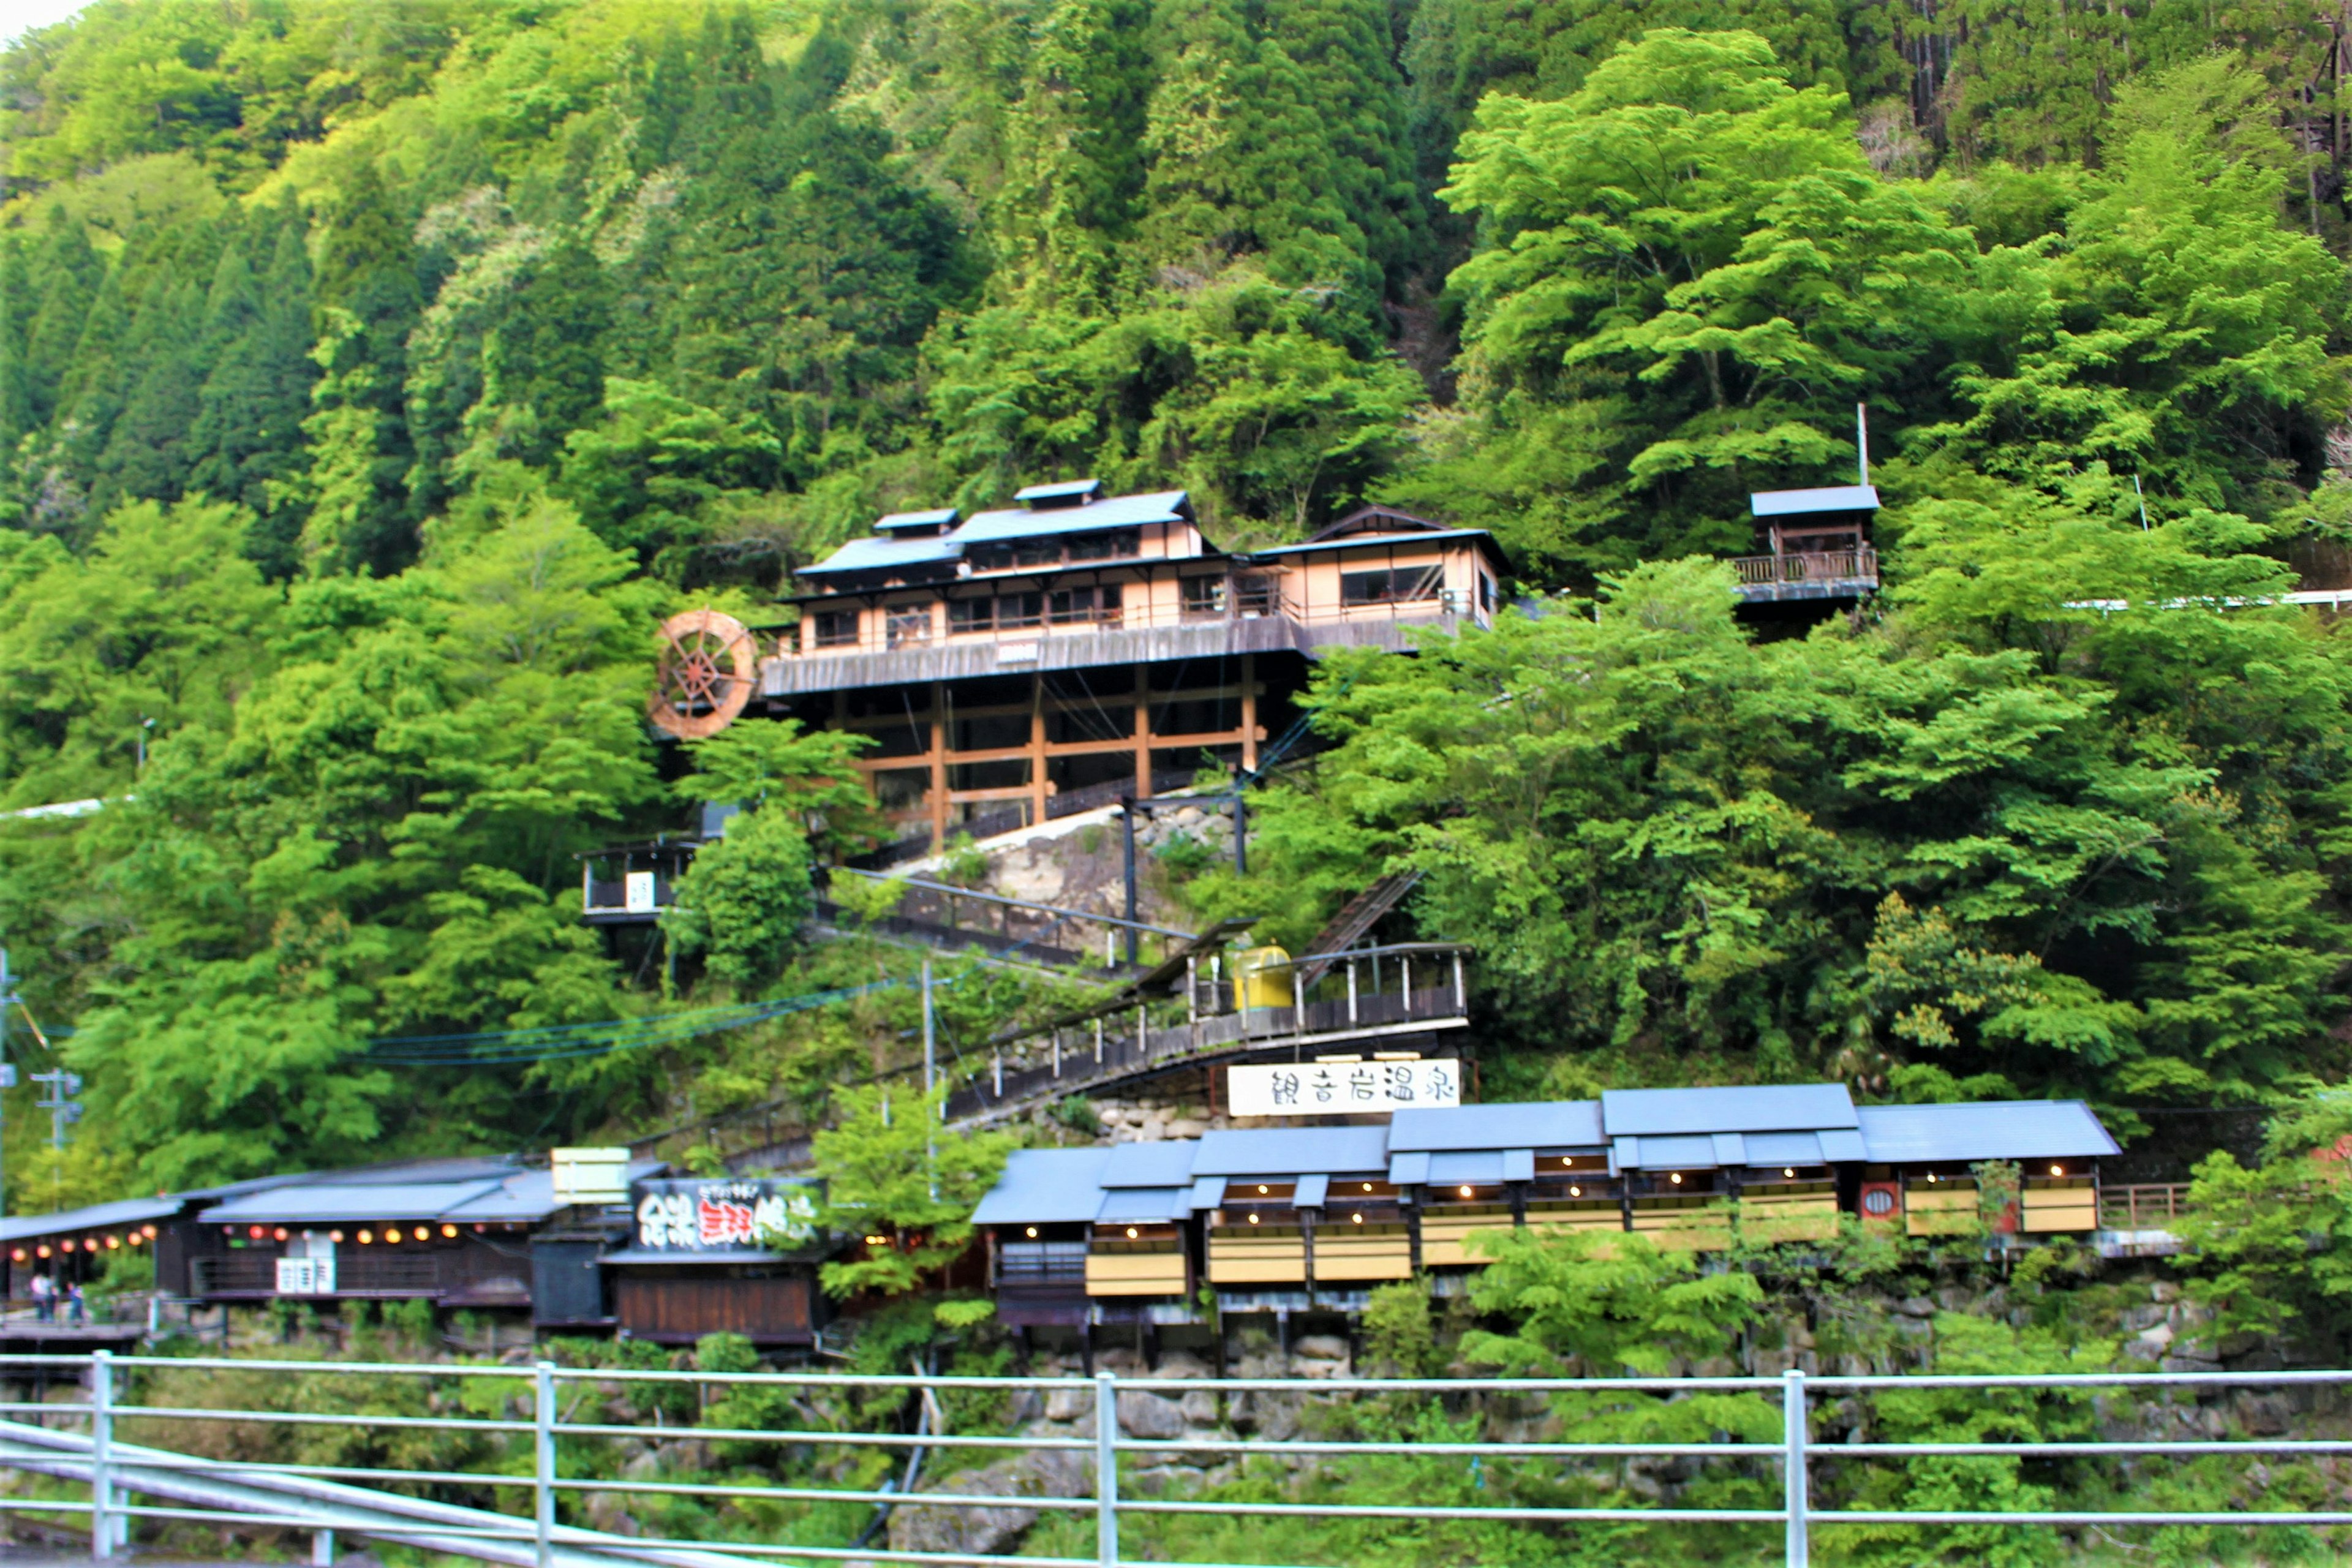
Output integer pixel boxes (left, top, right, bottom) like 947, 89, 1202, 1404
276, 1256, 336, 1295
552, 1147, 632, 1204
1227, 1058, 1461, 1118
624, 871, 658, 914
632, 1178, 821, 1253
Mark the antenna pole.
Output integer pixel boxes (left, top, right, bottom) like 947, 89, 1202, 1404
0, 949, 10, 1222
1856, 403, 1871, 486
921, 959, 937, 1200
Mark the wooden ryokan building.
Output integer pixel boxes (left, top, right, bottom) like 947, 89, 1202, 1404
649, 481, 1507, 846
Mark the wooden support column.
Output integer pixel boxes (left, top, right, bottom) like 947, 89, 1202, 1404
1133, 663, 1152, 797
1028, 673, 1049, 829
1240, 652, 1258, 772
928, 680, 949, 851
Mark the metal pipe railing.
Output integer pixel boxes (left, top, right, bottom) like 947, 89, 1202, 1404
2, 1354, 2350, 1567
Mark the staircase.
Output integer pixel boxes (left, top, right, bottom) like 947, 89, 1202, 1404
1293, 870, 1423, 990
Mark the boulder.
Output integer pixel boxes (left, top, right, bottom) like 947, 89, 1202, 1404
889, 1447, 1090, 1560
1292, 1335, 1351, 1361
1117, 1389, 1188, 1439
1043, 1387, 1090, 1423
1148, 1350, 1214, 1380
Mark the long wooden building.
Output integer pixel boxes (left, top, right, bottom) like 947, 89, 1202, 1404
650, 482, 1506, 845
972, 1084, 2121, 1329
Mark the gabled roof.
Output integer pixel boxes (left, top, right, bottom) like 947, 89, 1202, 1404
1600, 1084, 1858, 1137
1751, 484, 1880, 518
796, 535, 963, 578
954, 489, 1193, 544
195, 1155, 661, 1228
875, 507, 960, 533
1014, 478, 1104, 506
1309, 505, 1452, 541
0, 1195, 188, 1245
971, 1147, 1114, 1226
1389, 1101, 1604, 1152
1856, 1101, 2120, 1164
1191, 1125, 1392, 1178
1099, 1141, 1199, 1188
1243, 528, 1501, 562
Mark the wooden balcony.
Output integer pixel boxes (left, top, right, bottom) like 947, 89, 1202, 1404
2099, 1182, 2190, 1232
1729, 548, 1879, 604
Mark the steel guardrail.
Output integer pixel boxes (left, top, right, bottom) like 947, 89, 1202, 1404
0, 1353, 2343, 1566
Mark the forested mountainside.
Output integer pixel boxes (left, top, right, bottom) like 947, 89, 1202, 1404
4, 0, 2352, 1200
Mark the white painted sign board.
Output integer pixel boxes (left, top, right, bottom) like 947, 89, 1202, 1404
624, 871, 658, 913
1227, 1058, 1461, 1118
275, 1256, 336, 1295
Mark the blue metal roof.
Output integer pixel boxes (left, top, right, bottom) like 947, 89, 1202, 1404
1601, 1084, 1858, 1137
1014, 479, 1104, 505
1099, 1142, 1199, 1188
1389, 1101, 1603, 1152
444, 1160, 665, 1223
1243, 529, 1498, 560
1426, 1151, 1507, 1184
1095, 1187, 1191, 1223
1618, 1134, 1719, 1171
875, 507, 960, 533
0, 1196, 187, 1244
1751, 484, 1879, 518
952, 490, 1192, 545
1856, 1102, 2119, 1164
971, 1148, 1114, 1226
797, 535, 963, 578
1191, 1125, 1391, 1178
1744, 1133, 1826, 1168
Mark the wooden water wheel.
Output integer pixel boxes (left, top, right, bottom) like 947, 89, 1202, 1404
649, 608, 758, 740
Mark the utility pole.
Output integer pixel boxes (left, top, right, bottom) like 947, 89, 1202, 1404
921, 959, 937, 1201
1120, 799, 1139, 967
0, 949, 18, 1221
31, 1069, 81, 1150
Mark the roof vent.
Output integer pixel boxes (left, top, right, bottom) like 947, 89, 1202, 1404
874, 507, 960, 535
1014, 478, 1103, 510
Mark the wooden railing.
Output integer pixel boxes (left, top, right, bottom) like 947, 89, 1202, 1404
1728, 548, 1878, 587
2099, 1182, 2191, 1231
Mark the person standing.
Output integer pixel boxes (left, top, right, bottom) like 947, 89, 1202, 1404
65, 1281, 85, 1325
29, 1272, 53, 1323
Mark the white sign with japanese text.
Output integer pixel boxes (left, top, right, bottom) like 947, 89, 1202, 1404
633, 1178, 820, 1253
1227, 1058, 1461, 1117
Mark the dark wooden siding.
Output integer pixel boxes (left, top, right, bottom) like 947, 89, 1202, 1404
612, 1270, 816, 1345
532, 1242, 609, 1326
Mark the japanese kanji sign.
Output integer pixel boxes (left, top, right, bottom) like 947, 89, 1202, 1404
632, 1178, 821, 1252
1226, 1058, 1461, 1118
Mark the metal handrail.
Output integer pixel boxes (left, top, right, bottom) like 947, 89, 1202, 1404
3, 1353, 2350, 1567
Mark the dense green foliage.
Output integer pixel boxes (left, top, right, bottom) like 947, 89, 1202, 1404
6, 0, 2352, 1197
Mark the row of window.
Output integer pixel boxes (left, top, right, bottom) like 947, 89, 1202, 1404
805, 566, 1479, 649
963, 529, 1142, 573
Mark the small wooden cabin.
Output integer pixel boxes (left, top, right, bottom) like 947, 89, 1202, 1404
603, 1175, 834, 1346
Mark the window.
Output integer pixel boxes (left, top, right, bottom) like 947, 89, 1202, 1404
949, 597, 991, 633
997, 591, 1043, 628
1068, 529, 1140, 562
967, 529, 1141, 572
1233, 573, 1277, 617
1049, 584, 1121, 624
1340, 565, 1443, 605
886, 607, 932, 648
1479, 573, 1495, 614
812, 609, 860, 648
1182, 576, 1227, 617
